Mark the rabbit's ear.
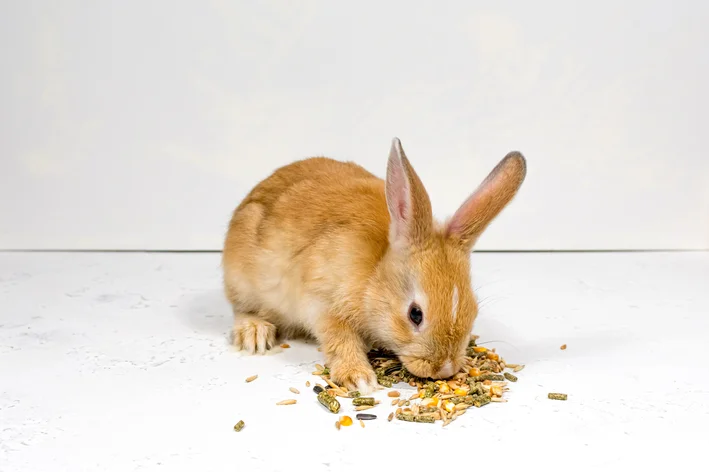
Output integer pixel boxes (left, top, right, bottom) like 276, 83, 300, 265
385, 138, 433, 248
445, 151, 527, 249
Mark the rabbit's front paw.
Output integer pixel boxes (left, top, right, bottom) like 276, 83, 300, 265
232, 315, 277, 354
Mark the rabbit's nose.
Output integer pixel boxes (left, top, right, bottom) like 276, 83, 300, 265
435, 360, 455, 379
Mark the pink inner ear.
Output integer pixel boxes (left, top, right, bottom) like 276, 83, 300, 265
446, 186, 487, 236
386, 141, 412, 240
445, 162, 508, 239
397, 200, 407, 220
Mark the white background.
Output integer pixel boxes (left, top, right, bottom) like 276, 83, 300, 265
1, 0, 707, 251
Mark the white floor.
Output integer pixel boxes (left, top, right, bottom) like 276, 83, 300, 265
1, 251, 708, 472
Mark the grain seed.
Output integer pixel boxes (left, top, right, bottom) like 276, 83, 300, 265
355, 405, 375, 411
388, 412, 394, 422
359, 419, 365, 428
324, 378, 340, 390
560, 344, 567, 350
276, 399, 297, 405
281, 343, 290, 348
245, 375, 258, 383
388, 391, 401, 398
289, 387, 300, 394
513, 365, 525, 372
306, 381, 311, 387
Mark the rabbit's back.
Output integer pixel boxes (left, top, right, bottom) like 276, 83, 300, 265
222, 157, 390, 337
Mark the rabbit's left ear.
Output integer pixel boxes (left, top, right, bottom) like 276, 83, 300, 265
444, 151, 527, 249
385, 138, 433, 248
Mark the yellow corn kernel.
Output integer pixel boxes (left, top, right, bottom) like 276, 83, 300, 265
339, 415, 353, 426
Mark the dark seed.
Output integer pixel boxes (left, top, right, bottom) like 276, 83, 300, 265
356, 413, 377, 420
313, 385, 324, 394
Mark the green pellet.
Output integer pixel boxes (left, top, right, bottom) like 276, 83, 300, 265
233, 420, 245, 432
473, 395, 491, 408
317, 390, 341, 413
503, 372, 518, 382
352, 397, 375, 406
468, 374, 504, 383
348, 391, 361, 398
377, 376, 394, 388
548, 393, 567, 401
396, 413, 435, 424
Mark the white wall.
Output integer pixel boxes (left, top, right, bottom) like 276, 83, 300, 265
1, 1, 708, 251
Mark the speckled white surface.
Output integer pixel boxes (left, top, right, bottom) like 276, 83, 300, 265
1, 251, 708, 472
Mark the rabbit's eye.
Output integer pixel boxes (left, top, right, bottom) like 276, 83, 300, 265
408, 303, 423, 326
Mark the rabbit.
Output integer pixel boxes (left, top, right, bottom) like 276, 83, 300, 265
222, 137, 526, 394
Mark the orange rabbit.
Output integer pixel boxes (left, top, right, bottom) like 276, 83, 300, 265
222, 138, 526, 393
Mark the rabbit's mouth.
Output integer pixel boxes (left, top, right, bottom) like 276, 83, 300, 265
399, 356, 461, 380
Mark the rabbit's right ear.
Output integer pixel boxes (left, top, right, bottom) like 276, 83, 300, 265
444, 151, 527, 250
385, 138, 433, 249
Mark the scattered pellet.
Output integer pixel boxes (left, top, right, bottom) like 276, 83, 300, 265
352, 397, 375, 407
396, 413, 435, 424
303, 336, 522, 426
281, 343, 290, 348
233, 420, 245, 432
317, 390, 340, 413
548, 393, 567, 401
